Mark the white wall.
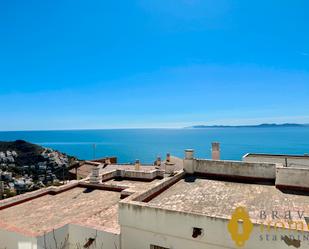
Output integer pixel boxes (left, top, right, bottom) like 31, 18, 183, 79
119, 202, 309, 249
0, 228, 37, 249
276, 166, 309, 190
36, 225, 69, 249
243, 155, 309, 168
0, 223, 119, 249
185, 159, 276, 180
68, 224, 120, 249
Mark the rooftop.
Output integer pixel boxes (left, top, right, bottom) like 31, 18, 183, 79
148, 175, 309, 225
0, 174, 169, 236
244, 153, 309, 159
103, 178, 161, 193
0, 187, 120, 235
69, 161, 99, 178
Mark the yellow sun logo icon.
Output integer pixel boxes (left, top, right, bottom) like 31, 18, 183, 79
228, 207, 253, 247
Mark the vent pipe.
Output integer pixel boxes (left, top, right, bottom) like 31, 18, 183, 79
156, 156, 161, 166
166, 153, 171, 162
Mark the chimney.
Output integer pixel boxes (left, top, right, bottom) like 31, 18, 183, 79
166, 153, 171, 162
211, 142, 220, 160
89, 166, 100, 184
156, 156, 161, 166
184, 149, 194, 174
134, 159, 141, 171
105, 157, 111, 165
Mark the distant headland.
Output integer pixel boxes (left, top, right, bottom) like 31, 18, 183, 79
185, 123, 309, 129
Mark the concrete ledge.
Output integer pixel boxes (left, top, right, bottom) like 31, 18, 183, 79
79, 182, 125, 192
0, 180, 125, 211
132, 171, 185, 202
243, 153, 309, 168
0, 182, 79, 210
115, 169, 164, 181
193, 159, 276, 181
276, 166, 309, 192
101, 170, 117, 182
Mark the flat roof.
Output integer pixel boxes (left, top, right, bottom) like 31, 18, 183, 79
244, 153, 309, 159
0, 174, 167, 236
149, 176, 309, 224
0, 187, 120, 235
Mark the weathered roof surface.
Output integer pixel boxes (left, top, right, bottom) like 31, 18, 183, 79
0, 156, 183, 236
0, 176, 169, 236
0, 187, 121, 235
149, 176, 309, 224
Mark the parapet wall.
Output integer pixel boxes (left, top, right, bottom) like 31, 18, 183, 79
275, 166, 309, 191
188, 159, 276, 181
100, 169, 164, 182
115, 169, 164, 181
133, 171, 185, 202
243, 153, 309, 168
184, 154, 309, 192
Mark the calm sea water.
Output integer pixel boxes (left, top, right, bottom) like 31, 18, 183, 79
0, 128, 309, 163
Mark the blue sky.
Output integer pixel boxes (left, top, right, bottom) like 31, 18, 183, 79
0, 0, 308, 130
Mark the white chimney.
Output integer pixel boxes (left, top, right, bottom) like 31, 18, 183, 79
184, 149, 194, 174
211, 142, 220, 160
89, 166, 100, 184
185, 149, 194, 160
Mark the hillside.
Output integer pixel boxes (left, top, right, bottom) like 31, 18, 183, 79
0, 140, 79, 196
0, 140, 45, 166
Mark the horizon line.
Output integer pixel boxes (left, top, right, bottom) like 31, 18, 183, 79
0, 123, 308, 133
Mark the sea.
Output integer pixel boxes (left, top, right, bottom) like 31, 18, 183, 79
0, 128, 309, 164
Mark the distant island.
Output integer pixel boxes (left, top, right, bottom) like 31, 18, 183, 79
185, 123, 308, 129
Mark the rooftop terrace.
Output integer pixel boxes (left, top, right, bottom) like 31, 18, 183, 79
148, 175, 309, 225
0, 187, 120, 235
0, 170, 170, 236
